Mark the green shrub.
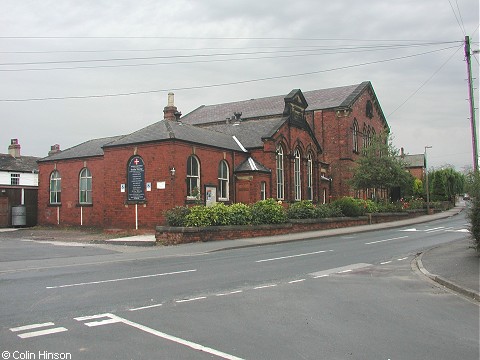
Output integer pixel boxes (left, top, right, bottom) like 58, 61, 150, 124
332, 197, 365, 217
184, 206, 212, 227
377, 202, 403, 213
227, 203, 253, 225
468, 198, 480, 251
208, 203, 231, 226
164, 206, 190, 226
287, 200, 316, 219
250, 198, 287, 224
315, 203, 343, 218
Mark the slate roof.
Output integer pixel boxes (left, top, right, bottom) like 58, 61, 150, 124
401, 154, 425, 168
182, 82, 370, 125
0, 154, 39, 172
204, 117, 287, 149
235, 157, 271, 173
104, 120, 246, 152
38, 136, 123, 162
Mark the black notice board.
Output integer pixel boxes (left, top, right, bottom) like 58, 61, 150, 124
127, 156, 145, 202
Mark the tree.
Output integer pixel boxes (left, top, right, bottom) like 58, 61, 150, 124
349, 132, 412, 200
429, 167, 465, 203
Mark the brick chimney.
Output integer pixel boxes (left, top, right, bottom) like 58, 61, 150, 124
48, 144, 61, 156
8, 139, 21, 158
163, 92, 180, 121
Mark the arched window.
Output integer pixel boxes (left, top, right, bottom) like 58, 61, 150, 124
307, 152, 313, 201
353, 119, 359, 153
218, 160, 229, 200
363, 124, 368, 154
79, 168, 92, 204
276, 144, 284, 200
187, 155, 200, 199
49, 170, 61, 204
294, 148, 301, 201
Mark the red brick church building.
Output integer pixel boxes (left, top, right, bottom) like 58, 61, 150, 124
37, 81, 389, 229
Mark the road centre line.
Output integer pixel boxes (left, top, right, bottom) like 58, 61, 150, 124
380, 261, 392, 265
288, 279, 306, 283
397, 257, 409, 261
310, 263, 372, 278
254, 284, 277, 290
129, 303, 163, 311
256, 250, 333, 263
176, 296, 207, 303
46, 269, 197, 289
365, 236, 408, 245
216, 290, 243, 296
79, 313, 245, 360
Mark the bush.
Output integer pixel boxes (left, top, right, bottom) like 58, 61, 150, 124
287, 200, 316, 219
250, 198, 287, 224
207, 203, 231, 226
164, 206, 190, 226
468, 198, 480, 252
355, 199, 379, 213
376, 202, 403, 213
332, 197, 365, 217
315, 203, 343, 218
227, 203, 253, 225
184, 206, 212, 227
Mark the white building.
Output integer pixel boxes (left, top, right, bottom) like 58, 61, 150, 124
0, 139, 39, 227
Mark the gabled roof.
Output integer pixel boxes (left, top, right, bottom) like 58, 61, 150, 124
38, 136, 123, 162
104, 120, 246, 152
401, 154, 425, 168
235, 157, 271, 173
204, 117, 287, 149
0, 154, 39, 172
181, 82, 373, 126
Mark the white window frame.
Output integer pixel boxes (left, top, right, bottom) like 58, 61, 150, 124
10, 173, 20, 186
218, 160, 229, 201
260, 181, 266, 200
79, 168, 92, 204
307, 153, 313, 201
276, 145, 284, 200
50, 170, 61, 204
294, 148, 301, 201
187, 155, 200, 199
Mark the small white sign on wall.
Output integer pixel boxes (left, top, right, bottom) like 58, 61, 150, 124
120, 184, 126, 192
146, 182, 152, 191
157, 181, 166, 189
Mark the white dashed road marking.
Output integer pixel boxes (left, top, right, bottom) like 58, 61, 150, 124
46, 269, 197, 289
256, 250, 333, 263
365, 236, 408, 245
10, 322, 68, 339
309, 263, 372, 278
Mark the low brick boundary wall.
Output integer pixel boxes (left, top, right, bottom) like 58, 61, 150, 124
155, 210, 427, 245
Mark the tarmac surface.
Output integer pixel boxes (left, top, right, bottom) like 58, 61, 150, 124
1, 204, 478, 303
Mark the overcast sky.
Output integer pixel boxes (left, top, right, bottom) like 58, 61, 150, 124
1, 0, 479, 171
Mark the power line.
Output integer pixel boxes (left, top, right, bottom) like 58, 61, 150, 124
0, 44, 461, 72
0, 41, 459, 55
0, 35, 454, 42
0, 42, 459, 67
387, 44, 463, 117
448, 0, 466, 36
0, 46, 460, 102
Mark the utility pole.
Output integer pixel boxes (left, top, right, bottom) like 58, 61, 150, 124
465, 36, 478, 172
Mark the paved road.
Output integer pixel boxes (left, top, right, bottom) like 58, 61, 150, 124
0, 212, 478, 359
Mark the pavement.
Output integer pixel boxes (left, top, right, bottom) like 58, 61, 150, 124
1, 203, 478, 302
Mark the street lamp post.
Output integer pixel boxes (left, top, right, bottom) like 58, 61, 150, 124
425, 146, 432, 214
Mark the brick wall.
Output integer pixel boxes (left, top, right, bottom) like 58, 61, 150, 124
38, 157, 105, 226
155, 210, 424, 245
